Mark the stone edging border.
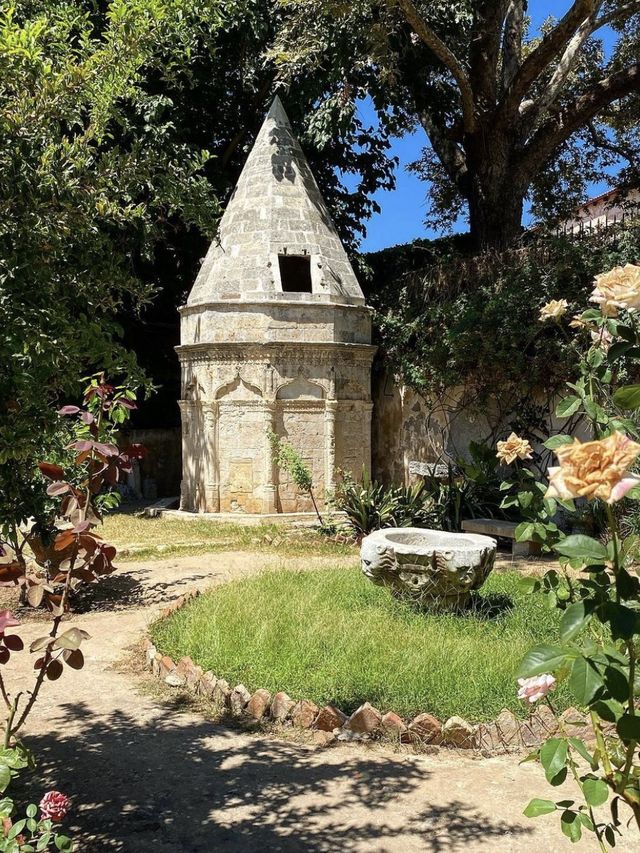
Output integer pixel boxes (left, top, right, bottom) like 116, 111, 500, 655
143, 589, 591, 755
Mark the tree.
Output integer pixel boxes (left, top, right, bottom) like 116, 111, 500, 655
108, 0, 399, 426
0, 0, 221, 518
273, 1, 640, 249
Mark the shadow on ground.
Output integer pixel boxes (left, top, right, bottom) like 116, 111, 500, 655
20, 698, 531, 852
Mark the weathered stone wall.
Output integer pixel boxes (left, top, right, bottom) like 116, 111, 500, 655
180, 300, 372, 347
177, 341, 374, 513
371, 369, 496, 485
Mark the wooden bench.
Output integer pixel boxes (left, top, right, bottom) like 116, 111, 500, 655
461, 518, 540, 558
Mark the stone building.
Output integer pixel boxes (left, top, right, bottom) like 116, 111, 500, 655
176, 97, 375, 515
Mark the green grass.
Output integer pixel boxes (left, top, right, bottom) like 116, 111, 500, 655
151, 567, 572, 722
100, 513, 355, 561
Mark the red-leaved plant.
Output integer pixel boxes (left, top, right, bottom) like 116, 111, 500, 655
0, 374, 145, 850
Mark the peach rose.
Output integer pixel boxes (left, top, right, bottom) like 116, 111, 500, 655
590, 326, 614, 351
569, 313, 595, 331
539, 299, 569, 322
496, 432, 533, 465
517, 674, 556, 704
590, 264, 640, 317
546, 431, 640, 504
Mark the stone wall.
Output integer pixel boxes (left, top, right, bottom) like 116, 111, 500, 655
177, 340, 374, 513
371, 369, 497, 485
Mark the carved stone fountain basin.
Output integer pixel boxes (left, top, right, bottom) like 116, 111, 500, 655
360, 527, 497, 611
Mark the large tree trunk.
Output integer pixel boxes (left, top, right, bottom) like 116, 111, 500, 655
461, 128, 528, 251
467, 185, 525, 250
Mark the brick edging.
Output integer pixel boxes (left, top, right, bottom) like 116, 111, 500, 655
144, 589, 587, 754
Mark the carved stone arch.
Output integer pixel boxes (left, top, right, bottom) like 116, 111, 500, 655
276, 376, 325, 400
215, 376, 263, 401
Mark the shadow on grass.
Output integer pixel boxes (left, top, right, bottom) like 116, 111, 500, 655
466, 592, 514, 621
19, 698, 532, 852
400, 593, 514, 622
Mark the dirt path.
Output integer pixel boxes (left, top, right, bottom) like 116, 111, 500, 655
9, 551, 640, 852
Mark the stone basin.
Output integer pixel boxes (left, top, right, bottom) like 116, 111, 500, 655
360, 527, 497, 611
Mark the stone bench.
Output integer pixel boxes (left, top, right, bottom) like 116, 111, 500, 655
461, 518, 540, 558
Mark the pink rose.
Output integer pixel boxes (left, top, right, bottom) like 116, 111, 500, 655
0, 611, 20, 635
517, 674, 556, 704
39, 791, 71, 822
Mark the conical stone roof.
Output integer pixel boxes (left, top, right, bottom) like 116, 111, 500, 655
187, 96, 365, 306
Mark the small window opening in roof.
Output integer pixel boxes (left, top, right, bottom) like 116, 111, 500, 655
278, 254, 312, 293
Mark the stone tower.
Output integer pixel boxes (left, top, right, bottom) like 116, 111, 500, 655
176, 96, 375, 515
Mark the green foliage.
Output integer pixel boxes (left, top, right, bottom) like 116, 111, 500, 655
421, 443, 504, 531
332, 468, 437, 536
269, 431, 312, 492
268, 431, 323, 524
367, 227, 640, 439
334, 441, 504, 536
0, 774, 73, 852
0, 0, 222, 526
505, 265, 640, 844
0, 381, 144, 853
273, 1, 640, 248
151, 567, 572, 721
500, 465, 562, 552
333, 470, 397, 536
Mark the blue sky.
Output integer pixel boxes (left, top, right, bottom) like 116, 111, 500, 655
357, 2, 620, 252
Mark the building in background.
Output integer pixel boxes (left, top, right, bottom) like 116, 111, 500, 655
176, 97, 375, 515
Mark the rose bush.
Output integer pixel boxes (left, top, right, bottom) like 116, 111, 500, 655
0, 375, 143, 850
499, 264, 640, 847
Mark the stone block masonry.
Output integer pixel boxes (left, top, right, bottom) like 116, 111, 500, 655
177, 96, 375, 515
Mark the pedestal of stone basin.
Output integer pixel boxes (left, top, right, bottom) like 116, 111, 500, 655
360, 528, 497, 611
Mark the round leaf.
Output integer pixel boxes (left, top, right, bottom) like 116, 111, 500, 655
523, 799, 557, 818
582, 778, 608, 807
46, 659, 63, 681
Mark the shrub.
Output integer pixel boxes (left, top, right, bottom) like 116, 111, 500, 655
268, 431, 323, 524
0, 377, 143, 850
333, 469, 437, 536
497, 265, 640, 845
367, 226, 640, 440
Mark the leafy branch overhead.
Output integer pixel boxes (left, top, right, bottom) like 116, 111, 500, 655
273, 0, 640, 247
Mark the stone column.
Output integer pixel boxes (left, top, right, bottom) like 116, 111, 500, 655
177, 400, 192, 511
324, 399, 338, 496
362, 402, 374, 473
262, 401, 278, 513
203, 402, 220, 512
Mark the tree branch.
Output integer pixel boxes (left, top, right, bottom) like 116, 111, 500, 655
586, 120, 639, 169
522, 8, 598, 122
501, 0, 525, 92
416, 108, 468, 189
470, 1, 510, 105
593, 0, 640, 30
521, 62, 640, 173
393, 0, 477, 132
499, 0, 600, 116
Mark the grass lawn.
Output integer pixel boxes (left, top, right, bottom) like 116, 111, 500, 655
151, 566, 572, 722
100, 512, 355, 561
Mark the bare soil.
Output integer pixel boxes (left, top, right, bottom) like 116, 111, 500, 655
8, 551, 639, 852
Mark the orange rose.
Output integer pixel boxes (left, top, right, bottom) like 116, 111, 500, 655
546, 432, 640, 504
496, 432, 533, 465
